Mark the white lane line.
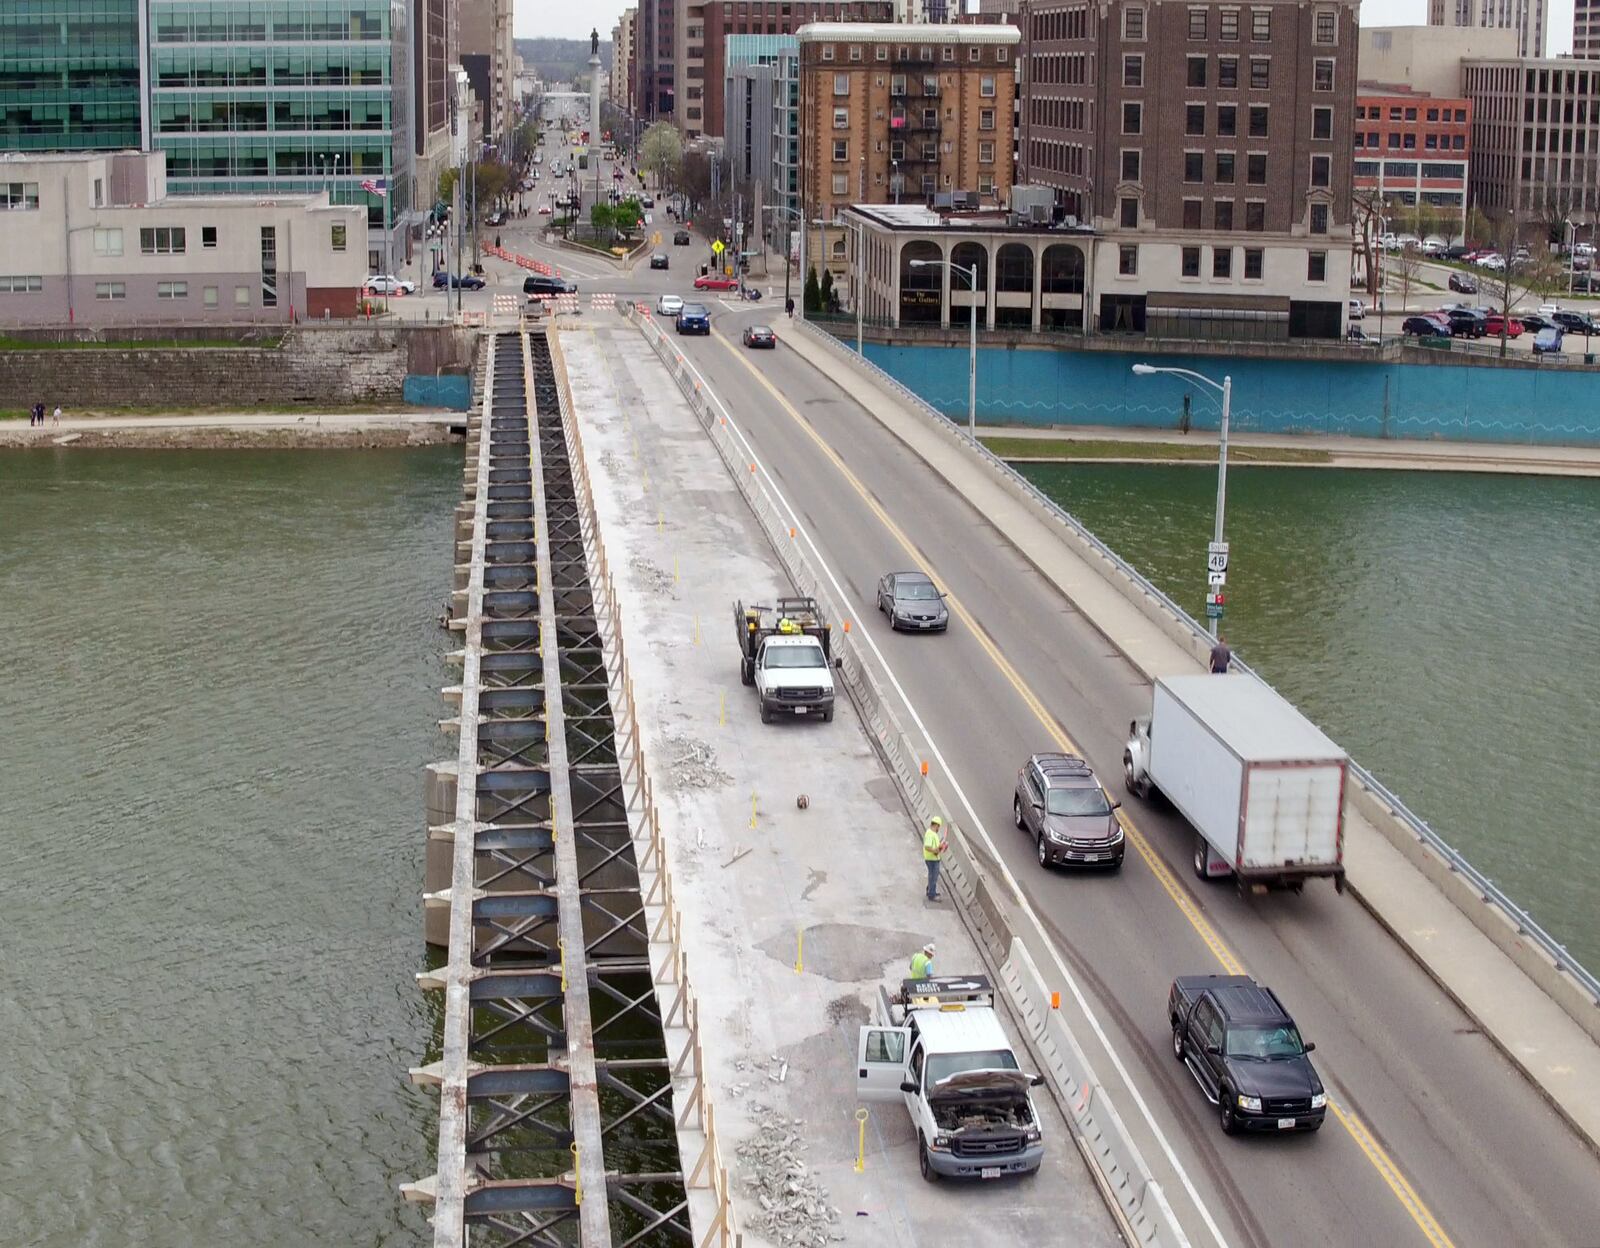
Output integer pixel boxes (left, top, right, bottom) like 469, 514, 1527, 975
657, 326, 1232, 1248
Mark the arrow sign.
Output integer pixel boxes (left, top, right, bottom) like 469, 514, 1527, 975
1208, 571, 1227, 586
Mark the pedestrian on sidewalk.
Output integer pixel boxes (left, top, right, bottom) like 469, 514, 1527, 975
52, 405, 61, 427
923, 816, 948, 902
1209, 634, 1232, 674
909, 942, 935, 979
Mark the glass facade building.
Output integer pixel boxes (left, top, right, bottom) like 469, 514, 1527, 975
0, 1, 143, 151
147, 0, 411, 237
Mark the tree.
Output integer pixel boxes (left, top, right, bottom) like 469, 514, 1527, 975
639, 122, 683, 187
1350, 186, 1383, 301
590, 202, 616, 241
819, 268, 835, 313
614, 197, 643, 240
804, 266, 821, 315
1469, 205, 1564, 357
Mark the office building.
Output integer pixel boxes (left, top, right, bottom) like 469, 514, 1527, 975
1017, 0, 1355, 340
1358, 25, 1518, 98
725, 35, 801, 251
638, 0, 674, 120
1580, 0, 1600, 56
1353, 93, 1471, 235
1462, 57, 1600, 219
460, 0, 515, 147
1428, 0, 1546, 60
0, 0, 143, 152
0, 150, 366, 326
147, 0, 413, 274
614, 8, 637, 112
414, 0, 458, 216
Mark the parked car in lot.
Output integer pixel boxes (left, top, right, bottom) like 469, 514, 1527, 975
694, 273, 739, 291
675, 302, 710, 334
1551, 310, 1599, 335
655, 293, 684, 317
1517, 312, 1553, 332
674, 229, 692, 245
365, 274, 415, 295
1347, 298, 1365, 321
876, 570, 946, 631
1448, 271, 1478, 294
1483, 313, 1523, 337
1402, 315, 1451, 338
432, 271, 485, 290
1346, 326, 1377, 344
1014, 752, 1124, 869
1444, 308, 1487, 337
1533, 327, 1566, 355
524, 274, 577, 296
650, 253, 669, 270
741, 324, 777, 350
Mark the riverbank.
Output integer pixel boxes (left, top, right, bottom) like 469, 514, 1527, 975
983, 423, 1600, 476
0, 409, 461, 450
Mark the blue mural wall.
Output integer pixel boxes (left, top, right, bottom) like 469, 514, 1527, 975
860, 342, 1600, 445
403, 373, 472, 411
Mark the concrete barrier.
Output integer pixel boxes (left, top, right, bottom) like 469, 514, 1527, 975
620, 304, 1188, 1248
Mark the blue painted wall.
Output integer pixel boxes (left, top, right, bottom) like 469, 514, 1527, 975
860, 342, 1600, 444
403, 374, 471, 411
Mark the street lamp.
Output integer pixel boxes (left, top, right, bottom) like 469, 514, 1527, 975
1130, 364, 1233, 636
765, 204, 802, 315
910, 257, 979, 443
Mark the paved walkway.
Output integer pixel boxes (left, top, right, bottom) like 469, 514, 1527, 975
787, 324, 1600, 1155
985, 423, 1600, 476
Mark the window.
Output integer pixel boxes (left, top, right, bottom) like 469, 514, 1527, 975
1124, 55, 1143, 87
157, 281, 188, 300
235, 285, 251, 306
1123, 6, 1145, 39
1452, 134, 1465, 150
1189, 8, 1208, 38
1213, 247, 1232, 277
1250, 58, 1269, 89
980, 108, 995, 130
1123, 102, 1142, 134
1219, 57, 1238, 88
1310, 203, 1329, 234
1251, 8, 1270, 40
203, 285, 219, 308
980, 75, 996, 98
1188, 57, 1207, 87
979, 140, 996, 163
864, 1029, 906, 1063
1, 182, 40, 210
140, 227, 187, 255
998, 48, 1009, 62
1218, 105, 1237, 136
93, 227, 123, 256
1315, 10, 1336, 43
260, 225, 277, 308
1120, 196, 1139, 227
876, 45, 888, 60
1183, 199, 1203, 228
1184, 151, 1205, 182
1404, 106, 1416, 120
1310, 154, 1330, 187
1121, 149, 1141, 180
833, 139, 848, 161
1388, 133, 1401, 149
891, 73, 906, 94
1216, 151, 1236, 182
833, 108, 849, 129
1403, 133, 1416, 150
821, 44, 834, 60
968, 45, 980, 61
1313, 107, 1332, 140
0, 275, 42, 293
1245, 201, 1265, 231
94, 282, 126, 300
1215, 200, 1234, 230
93, 177, 104, 207
834, 72, 849, 94
1308, 251, 1327, 281
1118, 244, 1138, 275
831, 173, 849, 195
1186, 105, 1206, 135
1244, 247, 1263, 278
1425, 134, 1438, 150
1220, 8, 1239, 40
1182, 246, 1201, 276
1249, 106, 1268, 137
978, 173, 996, 194
942, 45, 955, 62
890, 139, 905, 160
201, 226, 217, 248
1455, 108, 1467, 122
1247, 153, 1267, 184
1314, 59, 1334, 91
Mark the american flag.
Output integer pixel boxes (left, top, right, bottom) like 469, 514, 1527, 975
361, 177, 388, 198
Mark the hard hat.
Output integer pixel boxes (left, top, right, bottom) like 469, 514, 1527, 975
930, 816, 943, 827
923, 941, 936, 954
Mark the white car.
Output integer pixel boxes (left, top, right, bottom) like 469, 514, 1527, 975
656, 293, 684, 317
365, 274, 416, 295
1348, 298, 1365, 321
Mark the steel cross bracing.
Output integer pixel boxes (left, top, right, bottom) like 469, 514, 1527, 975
408, 329, 690, 1248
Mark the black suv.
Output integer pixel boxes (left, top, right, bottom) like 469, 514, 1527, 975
1169, 975, 1326, 1135
524, 275, 576, 296
1012, 753, 1124, 869
1444, 308, 1487, 337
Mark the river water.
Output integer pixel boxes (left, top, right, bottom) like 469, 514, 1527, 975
1018, 462, 1600, 975
0, 447, 458, 1246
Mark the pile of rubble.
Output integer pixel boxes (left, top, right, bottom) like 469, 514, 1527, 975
628, 553, 677, 595
661, 731, 732, 791
735, 1102, 844, 1247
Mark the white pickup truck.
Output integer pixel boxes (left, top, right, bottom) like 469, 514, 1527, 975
734, 597, 836, 723
856, 975, 1045, 1182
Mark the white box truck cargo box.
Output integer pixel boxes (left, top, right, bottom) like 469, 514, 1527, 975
1146, 675, 1347, 890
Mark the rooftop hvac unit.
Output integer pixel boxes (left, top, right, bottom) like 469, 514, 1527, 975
1028, 203, 1049, 224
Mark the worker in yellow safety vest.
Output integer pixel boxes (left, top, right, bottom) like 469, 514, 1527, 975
923, 816, 948, 903
909, 942, 935, 979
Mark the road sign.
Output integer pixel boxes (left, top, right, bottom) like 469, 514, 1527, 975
1206, 602, 1224, 620
1207, 541, 1229, 574
711, 239, 725, 255
1208, 571, 1227, 586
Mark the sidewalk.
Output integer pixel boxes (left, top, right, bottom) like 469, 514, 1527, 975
0, 409, 458, 447
985, 422, 1600, 476
787, 324, 1600, 1155
561, 323, 1119, 1248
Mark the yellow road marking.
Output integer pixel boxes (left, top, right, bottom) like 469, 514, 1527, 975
708, 327, 1457, 1248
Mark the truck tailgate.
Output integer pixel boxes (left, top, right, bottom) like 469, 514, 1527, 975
1241, 761, 1345, 869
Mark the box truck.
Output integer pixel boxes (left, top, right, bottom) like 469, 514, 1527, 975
1123, 674, 1347, 892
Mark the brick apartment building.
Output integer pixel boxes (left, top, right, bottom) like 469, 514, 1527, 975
797, 22, 1020, 229
678, 1, 894, 138
1017, 0, 1357, 338
1352, 92, 1471, 235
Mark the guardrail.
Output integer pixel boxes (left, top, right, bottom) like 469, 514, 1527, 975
622, 302, 1187, 1248
796, 318, 1600, 1018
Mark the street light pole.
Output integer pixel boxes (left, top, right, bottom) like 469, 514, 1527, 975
911, 258, 980, 442
1131, 364, 1232, 635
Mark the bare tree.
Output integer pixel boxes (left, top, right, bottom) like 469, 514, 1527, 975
1351, 186, 1383, 302
1468, 205, 1564, 357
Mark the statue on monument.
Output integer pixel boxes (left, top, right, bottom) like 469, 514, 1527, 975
591, 28, 599, 57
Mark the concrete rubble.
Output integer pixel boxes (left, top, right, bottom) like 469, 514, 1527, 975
736, 1101, 844, 1247
660, 730, 732, 791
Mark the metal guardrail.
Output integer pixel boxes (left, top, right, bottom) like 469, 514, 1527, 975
797, 318, 1600, 1011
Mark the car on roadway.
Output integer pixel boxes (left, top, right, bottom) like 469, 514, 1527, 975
1169, 975, 1326, 1135
675, 302, 710, 335
484, 210, 507, 227
674, 229, 692, 245
1401, 314, 1451, 338
538, 203, 553, 215
1483, 313, 1523, 337
742, 324, 777, 350
650, 253, 669, 270
524, 274, 577, 296
432, 271, 486, 290
1013, 752, 1125, 869
694, 273, 739, 291
365, 274, 415, 295
1448, 271, 1478, 294
875, 570, 947, 631
1347, 298, 1365, 321
655, 293, 684, 317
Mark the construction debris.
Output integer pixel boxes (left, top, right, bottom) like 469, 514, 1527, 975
736, 1102, 844, 1246
661, 731, 732, 791
628, 553, 677, 595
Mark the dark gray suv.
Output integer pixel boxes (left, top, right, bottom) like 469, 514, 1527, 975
1013, 753, 1124, 870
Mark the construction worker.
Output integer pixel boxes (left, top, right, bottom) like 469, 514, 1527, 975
923, 816, 948, 902
777, 617, 800, 634
909, 942, 935, 980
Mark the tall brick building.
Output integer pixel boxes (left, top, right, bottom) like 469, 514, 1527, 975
1019, 0, 1356, 338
